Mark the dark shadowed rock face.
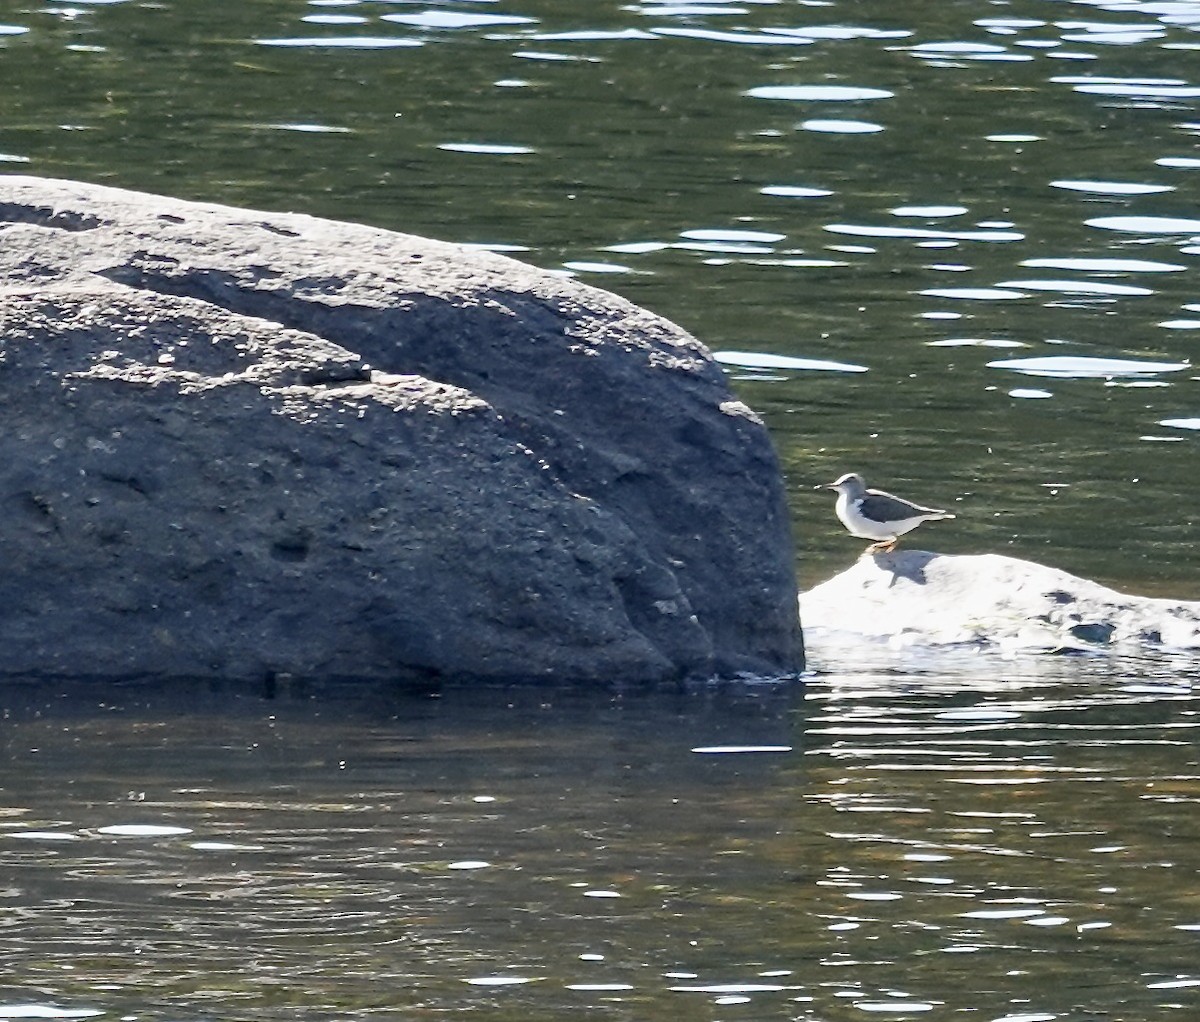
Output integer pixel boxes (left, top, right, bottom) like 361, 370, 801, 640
0, 176, 803, 683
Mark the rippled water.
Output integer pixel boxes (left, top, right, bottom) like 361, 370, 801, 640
2, 4, 1200, 1017
2, 0, 1198, 594
2, 668, 1199, 1021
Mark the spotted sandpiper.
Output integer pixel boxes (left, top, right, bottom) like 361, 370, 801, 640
825, 472, 955, 553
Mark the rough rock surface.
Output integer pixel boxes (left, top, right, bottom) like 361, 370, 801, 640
802, 550, 1200, 653
0, 176, 803, 683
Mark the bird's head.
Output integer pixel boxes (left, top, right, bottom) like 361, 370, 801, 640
824, 472, 866, 495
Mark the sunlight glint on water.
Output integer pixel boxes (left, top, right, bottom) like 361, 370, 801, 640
0, 665, 1195, 1019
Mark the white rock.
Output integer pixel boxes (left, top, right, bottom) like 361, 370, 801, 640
801, 551, 1200, 653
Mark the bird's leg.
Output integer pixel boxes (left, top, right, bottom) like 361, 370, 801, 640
867, 539, 899, 554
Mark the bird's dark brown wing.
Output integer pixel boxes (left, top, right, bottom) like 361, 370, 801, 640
859, 491, 927, 521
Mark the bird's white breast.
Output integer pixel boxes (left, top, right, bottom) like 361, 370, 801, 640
836, 494, 924, 541
836, 495, 885, 540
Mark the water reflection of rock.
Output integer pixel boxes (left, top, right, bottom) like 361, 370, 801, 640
802, 550, 1200, 653
0, 176, 802, 684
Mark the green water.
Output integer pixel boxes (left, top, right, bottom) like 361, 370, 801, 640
2, 669, 1199, 1021
1, 1, 1200, 1018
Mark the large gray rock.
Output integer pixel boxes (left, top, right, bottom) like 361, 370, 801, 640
0, 176, 802, 683
802, 550, 1200, 653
